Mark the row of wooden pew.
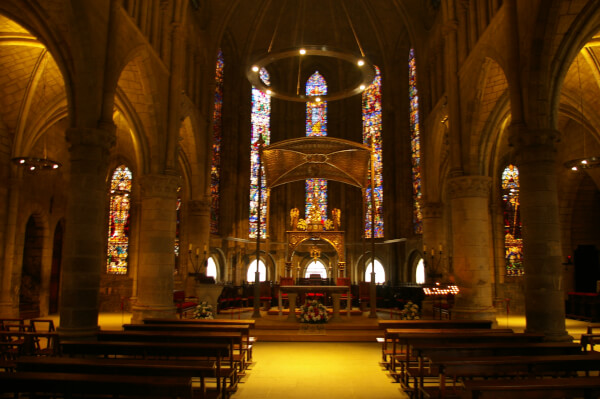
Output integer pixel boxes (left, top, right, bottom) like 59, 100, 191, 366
377, 319, 600, 399
0, 317, 257, 399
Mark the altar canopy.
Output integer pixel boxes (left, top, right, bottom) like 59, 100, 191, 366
261, 137, 371, 189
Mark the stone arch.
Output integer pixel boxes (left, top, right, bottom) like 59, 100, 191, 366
466, 57, 510, 175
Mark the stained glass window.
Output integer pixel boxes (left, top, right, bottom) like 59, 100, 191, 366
211, 48, 224, 234
363, 65, 384, 238
305, 71, 328, 221
250, 68, 270, 239
502, 165, 523, 276
107, 165, 132, 274
409, 49, 423, 234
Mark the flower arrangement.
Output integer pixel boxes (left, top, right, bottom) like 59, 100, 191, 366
300, 300, 329, 324
193, 301, 214, 319
400, 301, 420, 320
297, 219, 307, 231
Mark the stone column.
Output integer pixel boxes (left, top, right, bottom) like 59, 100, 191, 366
448, 176, 497, 322
58, 127, 114, 339
130, 173, 181, 323
509, 126, 570, 340
422, 202, 445, 280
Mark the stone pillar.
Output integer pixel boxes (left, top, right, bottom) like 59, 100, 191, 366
186, 198, 211, 277
58, 127, 114, 339
509, 126, 570, 340
130, 173, 181, 323
422, 202, 445, 281
448, 176, 497, 322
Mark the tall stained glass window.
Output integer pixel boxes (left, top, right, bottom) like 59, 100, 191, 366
502, 165, 523, 276
210, 49, 224, 234
249, 68, 270, 238
107, 165, 132, 274
409, 49, 423, 234
305, 71, 328, 221
363, 65, 384, 238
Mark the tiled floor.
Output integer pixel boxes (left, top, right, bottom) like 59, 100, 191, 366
235, 342, 404, 399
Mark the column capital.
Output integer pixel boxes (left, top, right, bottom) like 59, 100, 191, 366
508, 125, 560, 149
447, 175, 491, 199
140, 173, 181, 199
189, 196, 211, 216
66, 126, 116, 150
422, 202, 443, 219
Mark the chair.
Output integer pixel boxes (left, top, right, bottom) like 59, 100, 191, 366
29, 319, 56, 355
279, 277, 295, 308
359, 281, 371, 311
336, 278, 353, 310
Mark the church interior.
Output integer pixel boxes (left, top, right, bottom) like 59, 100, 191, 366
2, 0, 600, 397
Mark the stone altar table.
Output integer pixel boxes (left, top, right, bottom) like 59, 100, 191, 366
278, 285, 351, 322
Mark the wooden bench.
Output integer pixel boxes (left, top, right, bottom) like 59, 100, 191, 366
0, 331, 60, 358
405, 341, 583, 398
384, 329, 541, 386
174, 290, 199, 319
97, 330, 243, 395
461, 376, 600, 398
60, 340, 231, 398
377, 320, 494, 368
123, 323, 253, 365
16, 355, 218, 399
422, 353, 600, 399
0, 371, 193, 398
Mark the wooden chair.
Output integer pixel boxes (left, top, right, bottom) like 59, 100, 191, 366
359, 281, 371, 311
336, 278, 352, 309
279, 277, 295, 308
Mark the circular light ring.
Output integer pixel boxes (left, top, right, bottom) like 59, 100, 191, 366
247, 45, 376, 103
11, 157, 61, 171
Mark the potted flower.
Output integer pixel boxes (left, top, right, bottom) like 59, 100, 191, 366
193, 301, 214, 319
300, 300, 329, 324
401, 300, 420, 320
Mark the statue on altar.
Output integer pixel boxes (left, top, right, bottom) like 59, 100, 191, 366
332, 208, 341, 231
290, 207, 300, 230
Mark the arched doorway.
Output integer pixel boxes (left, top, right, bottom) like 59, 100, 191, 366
49, 220, 64, 314
20, 215, 44, 318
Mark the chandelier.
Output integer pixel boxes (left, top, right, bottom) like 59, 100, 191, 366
245, 0, 375, 103
564, 50, 600, 171
11, 156, 60, 172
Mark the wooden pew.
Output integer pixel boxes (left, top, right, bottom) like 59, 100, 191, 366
0, 371, 193, 399
60, 340, 231, 398
98, 330, 243, 396
422, 353, 600, 399
461, 376, 600, 399
123, 323, 253, 365
377, 320, 494, 368
384, 329, 541, 385
405, 341, 583, 398
0, 331, 60, 358
16, 355, 218, 399
144, 318, 256, 328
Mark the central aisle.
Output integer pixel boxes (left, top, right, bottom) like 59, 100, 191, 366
235, 342, 407, 399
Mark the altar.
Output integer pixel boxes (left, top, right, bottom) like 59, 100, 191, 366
278, 285, 351, 322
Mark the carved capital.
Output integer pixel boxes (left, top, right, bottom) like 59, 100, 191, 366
140, 173, 181, 199
422, 202, 443, 219
447, 176, 491, 199
189, 197, 211, 215
508, 126, 560, 149
66, 126, 116, 150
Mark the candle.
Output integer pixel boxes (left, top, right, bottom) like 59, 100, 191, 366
204, 244, 207, 253
431, 249, 434, 256
195, 248, 199, 256
438, 244, 443, 252
423, 244, 427, 252
188, 244, 192, 251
